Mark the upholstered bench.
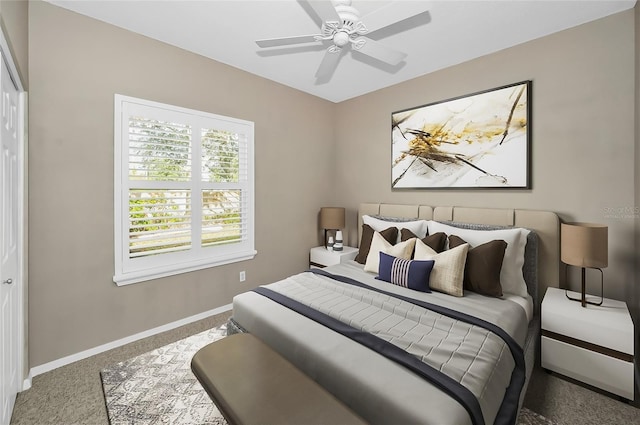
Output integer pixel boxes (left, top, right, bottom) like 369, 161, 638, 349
191, 333, 367, 425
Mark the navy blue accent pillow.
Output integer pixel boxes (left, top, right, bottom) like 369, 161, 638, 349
377, 252, 435, 293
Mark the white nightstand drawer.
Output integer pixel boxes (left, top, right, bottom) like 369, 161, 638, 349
542, 288, 633, 355
541, 336, 634, 399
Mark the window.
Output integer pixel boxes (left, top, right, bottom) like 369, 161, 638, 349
114, 95, 255, 285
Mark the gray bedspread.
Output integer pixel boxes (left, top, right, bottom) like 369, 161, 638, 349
232, 261, 530, 425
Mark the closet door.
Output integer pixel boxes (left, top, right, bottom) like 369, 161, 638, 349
0, 52, 20, 425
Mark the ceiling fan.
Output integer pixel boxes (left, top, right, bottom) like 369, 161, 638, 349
255, 0, 431, 80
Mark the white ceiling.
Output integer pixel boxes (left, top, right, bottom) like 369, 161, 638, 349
47, 0, 636, 103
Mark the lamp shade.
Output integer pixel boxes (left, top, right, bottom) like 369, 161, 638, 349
561, 222, 608, 268
319, 207, 345, 230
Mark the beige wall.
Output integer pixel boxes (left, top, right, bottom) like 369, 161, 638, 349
27, 2, 638, 370
28, 1, 335, 367
335, 11, 636, 307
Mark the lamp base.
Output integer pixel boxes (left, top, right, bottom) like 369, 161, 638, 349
564, 266, 603, 307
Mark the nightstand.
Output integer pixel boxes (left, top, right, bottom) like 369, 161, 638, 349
310, 246, 358, 268
541, 287, 634, 400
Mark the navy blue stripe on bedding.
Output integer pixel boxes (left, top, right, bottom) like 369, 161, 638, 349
253, 286, 485, 425
308, 268, 525, 425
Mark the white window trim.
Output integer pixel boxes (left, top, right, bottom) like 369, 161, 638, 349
114, 94, 256, 286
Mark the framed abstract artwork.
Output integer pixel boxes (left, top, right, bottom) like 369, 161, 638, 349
391, 80, 531, 189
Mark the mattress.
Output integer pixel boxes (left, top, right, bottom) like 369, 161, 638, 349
231, 261, 537, 425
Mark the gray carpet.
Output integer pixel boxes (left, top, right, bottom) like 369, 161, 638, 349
11, 312, 232, 425
11, 309, 638, 425
101, 324, 557, 425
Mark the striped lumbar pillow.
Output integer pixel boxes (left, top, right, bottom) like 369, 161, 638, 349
377, 251, 434, 293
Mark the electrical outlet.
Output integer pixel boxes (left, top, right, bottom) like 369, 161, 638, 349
239, 271, 246, 282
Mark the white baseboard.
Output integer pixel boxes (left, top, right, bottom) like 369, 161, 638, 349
22, 371, 32, 391
29, 304, 232, 378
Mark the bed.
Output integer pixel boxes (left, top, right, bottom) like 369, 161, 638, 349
229, 204, 560, 425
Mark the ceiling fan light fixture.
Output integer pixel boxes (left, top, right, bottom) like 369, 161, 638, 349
255, 0, 429, 81
333, 31, 350, 47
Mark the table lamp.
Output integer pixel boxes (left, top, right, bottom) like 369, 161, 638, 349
319, 207, 345, 250
561, 222, 608, 307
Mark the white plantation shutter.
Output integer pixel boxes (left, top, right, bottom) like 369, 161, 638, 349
114, 95, 255, 286
200, 127, 250, 249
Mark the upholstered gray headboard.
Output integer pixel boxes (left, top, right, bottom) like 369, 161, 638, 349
355, 204, 560, 307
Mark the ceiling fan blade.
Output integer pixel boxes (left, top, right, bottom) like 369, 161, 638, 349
352, 38, 407, 66
304, 0, 341, 24
360, 1, 431, 34
256, 35, 320, 48
315, 49, 341, 79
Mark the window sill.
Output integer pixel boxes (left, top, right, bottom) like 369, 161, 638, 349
113, 250, 257, 286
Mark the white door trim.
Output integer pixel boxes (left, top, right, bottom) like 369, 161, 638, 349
0, 24, 26, 399
16, 90, 26, 393
0, 30, 23, 92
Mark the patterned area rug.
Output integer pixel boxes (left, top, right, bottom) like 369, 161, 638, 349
101, 326, 229, 425
101, 324, 557, 425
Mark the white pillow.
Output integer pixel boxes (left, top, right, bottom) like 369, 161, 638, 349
364, 232, 416, 273
362, 215, 428, 243
427, 221, 530, 298
414, 239, 468, 297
